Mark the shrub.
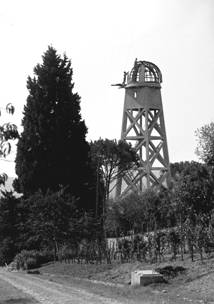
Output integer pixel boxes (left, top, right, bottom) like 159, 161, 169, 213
11, 249, 52, 270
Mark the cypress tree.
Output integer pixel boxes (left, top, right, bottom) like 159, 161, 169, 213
15, 46, 93, 206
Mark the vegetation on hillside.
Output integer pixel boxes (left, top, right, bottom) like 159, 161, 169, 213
1, 47, 214, 270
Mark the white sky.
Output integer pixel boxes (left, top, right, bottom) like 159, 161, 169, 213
0, 0, 214, 177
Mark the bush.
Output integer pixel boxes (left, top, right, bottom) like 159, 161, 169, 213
156, 265, 186, 278
11, 249, 52, 270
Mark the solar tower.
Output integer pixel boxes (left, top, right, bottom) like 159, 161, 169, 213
114, 59, 171, 197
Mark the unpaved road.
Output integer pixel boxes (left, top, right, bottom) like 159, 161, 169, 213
0, 268, 131, 304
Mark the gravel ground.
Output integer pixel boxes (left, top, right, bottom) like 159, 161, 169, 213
0, 276, 38, 304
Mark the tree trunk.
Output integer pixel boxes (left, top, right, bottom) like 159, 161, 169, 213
179, 214, 184, 261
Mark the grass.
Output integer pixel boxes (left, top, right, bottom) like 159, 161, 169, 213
35, 254, 214, 304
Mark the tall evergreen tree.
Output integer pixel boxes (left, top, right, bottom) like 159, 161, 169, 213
15, 47, 93, 207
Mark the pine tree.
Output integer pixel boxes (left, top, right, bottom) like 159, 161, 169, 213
15, 47, 93, 206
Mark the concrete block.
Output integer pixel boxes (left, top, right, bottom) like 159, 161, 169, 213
131, 270, 164, 286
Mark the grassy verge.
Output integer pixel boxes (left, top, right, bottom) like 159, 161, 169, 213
35, 254, 214, 304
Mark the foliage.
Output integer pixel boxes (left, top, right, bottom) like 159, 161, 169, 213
12, 189, 103, 261
22, 190, 77, 257
12, 250, 52, 270
138, 189, 164, 232
90, 138, 139, 202
14, 46, 95, 210
170, 161, 193, 181
167, 228, 180, 260
105, 159, 214, 263
158, 187, 175, 227
170, 161, 214, 260
0, 190, 104, 265
0, 103, 18, 184
172, 161, 214, 218
0, 191, 20, 265
195, 122, 214, 165
105, 193, 145, 236
71, 211, 103, 242
106, 189, 171, 237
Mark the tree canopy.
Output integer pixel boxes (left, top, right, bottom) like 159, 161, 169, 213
195, 122, 214, 165
105, 188, 170, 237
15, 47, 94, 207
90, 138, 139, 202
172, 161, 214, 218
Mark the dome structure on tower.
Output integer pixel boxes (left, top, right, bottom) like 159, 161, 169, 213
126, 60, 162, 88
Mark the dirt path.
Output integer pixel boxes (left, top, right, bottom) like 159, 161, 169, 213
0, 276, 39, 304
0, 268, 132, 304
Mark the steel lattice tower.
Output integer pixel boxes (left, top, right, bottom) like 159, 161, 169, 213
114, 59, 171, 197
